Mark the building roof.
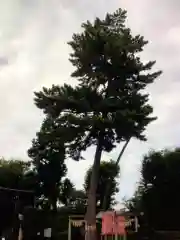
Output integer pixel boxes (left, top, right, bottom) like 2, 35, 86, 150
96, 209, 138, 219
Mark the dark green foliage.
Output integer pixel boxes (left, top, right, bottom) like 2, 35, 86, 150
59, 178, 74, 206
0, 159, 37, 191
28, 117, 68, 210
69, 189, 87, 207
0, 159, 36, 234
60, 183, 87, 210
34, 8, 161, 161
84, 160, 120, 210
127, 148, 180, 231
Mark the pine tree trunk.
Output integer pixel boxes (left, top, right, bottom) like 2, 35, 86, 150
85, 140, 103, 240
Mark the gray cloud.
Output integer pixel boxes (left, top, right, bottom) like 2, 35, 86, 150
0, 0, 179, 200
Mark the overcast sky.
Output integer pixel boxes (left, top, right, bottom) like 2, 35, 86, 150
0, 0, 180, 202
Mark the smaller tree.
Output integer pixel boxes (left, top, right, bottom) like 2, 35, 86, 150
84, 160, 120, 210
0, 159, 36, 235
70, 189, 87, 207
28, 117, 67, 211
127, 148, 180, 231
0, 158, 36, 191
59, 178, 74, 206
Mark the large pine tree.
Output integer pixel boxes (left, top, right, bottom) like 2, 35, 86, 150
34, 9, 161, 240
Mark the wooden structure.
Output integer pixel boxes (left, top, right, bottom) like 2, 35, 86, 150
68, 215, 86, 240
98, 210, 139, 240
68, 210, 139, 240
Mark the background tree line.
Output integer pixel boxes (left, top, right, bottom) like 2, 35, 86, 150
0, 158, 120, 237
1, 148, 180, 238
126, 148, 180, 236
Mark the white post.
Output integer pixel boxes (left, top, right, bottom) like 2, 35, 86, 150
44, 228, 52, 239
68, 217, 71, 240
18, 214, 23, 240
18, 227, 23, 240
135, 216, 138, 232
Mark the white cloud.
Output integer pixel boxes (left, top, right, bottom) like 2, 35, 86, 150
0, 0, 179, 201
